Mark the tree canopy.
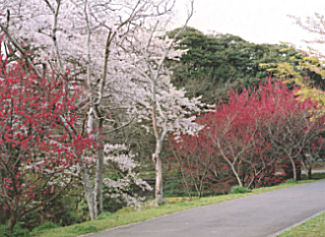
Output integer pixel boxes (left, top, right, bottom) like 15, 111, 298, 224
169, 27, 305, 103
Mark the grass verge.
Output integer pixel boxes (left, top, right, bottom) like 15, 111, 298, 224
31, 178, 323, 237
277, 211, 325, 237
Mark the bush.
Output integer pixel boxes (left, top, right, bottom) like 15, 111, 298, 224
164, 178, 192, 197
0, 208, 8, 225
32, 222, 58, 232
59, 209, 82, 226
20, 210, 41, 230
96, 212, 112, 220
230, 186, 252, 194
284, 179, 298, 184
0, 223, 30, 237
308, 172, 325, 180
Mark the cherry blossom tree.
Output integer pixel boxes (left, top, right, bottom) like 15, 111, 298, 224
123, 6, 208, 203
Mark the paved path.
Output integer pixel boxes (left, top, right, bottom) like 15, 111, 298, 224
87, 180, 325, 237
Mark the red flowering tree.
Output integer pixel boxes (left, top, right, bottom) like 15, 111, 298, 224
169, 80, 325, 193
258, 82, 324, 181
0, 55, 92, 230
200, 87, 278, 188
168, 133, 220, 198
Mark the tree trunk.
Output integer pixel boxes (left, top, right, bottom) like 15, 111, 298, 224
94, 144, 104, 214
231, 164, 243, 187
300, 159, 311, 180
216, 140, 243, 187
288, 156, 297, 181
83, 107, 97, 220
155, 155, 164, 206
151, 104, 167, 206
296, 166, 302, 181
8, 210, 17, 231
94, 119, 104, 215
82, 164, 97, 220
308, 167, 312, 179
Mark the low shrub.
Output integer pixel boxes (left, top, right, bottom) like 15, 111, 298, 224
230, 186, 252, 194
32, 221, 59, 232
0, 223, 30, 237
284, 179, 298, 184
59, 209, 82, 226
20, 210, 41, 230
96, 212, 113, 220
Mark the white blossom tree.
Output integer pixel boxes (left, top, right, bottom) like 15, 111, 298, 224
0, 0, 202, 216
122, 2, 206, 204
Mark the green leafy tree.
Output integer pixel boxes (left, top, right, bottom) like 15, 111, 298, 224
168, 27, 296, 103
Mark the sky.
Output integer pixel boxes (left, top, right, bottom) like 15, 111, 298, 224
174, 0, 325, 52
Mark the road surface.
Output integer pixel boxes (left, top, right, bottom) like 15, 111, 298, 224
86, 180, 325, 237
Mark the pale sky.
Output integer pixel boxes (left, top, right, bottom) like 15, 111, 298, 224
174, 0, 325, 51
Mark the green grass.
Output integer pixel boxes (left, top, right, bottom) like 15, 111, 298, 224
32, 178, 321, 237
278, 211, 325, 237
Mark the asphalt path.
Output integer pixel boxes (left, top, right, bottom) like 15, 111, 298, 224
86, 180, 325, 237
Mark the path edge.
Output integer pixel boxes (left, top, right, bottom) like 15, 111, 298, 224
269, 208, 325, 237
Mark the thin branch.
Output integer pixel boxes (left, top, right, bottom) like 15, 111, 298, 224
0, 22, 42, 79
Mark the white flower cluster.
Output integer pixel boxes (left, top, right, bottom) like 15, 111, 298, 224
103, 144, 152, 207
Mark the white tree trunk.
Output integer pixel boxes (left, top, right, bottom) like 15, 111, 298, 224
94, 119, 104, 214
81, 163, 96, 220
153, 148, 164, 205
151, 104, 168, 205
83, 107, 98, 219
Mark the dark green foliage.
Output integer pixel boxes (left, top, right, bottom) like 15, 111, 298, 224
59, 209, 82, 226
164, 178, 191, 197
168, 27, 301, 103
38, 192, 84, 226
103, 192, 126, 213
0, 208, 8, 225
230, 186, 252, 194
20, 189, 85, 230
20, 210, 41, 230
0, 223, 30, 237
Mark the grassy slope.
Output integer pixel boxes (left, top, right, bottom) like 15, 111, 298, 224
278, 211, 325, 237
277, 172, 325, 236
33, 179, 318, 237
